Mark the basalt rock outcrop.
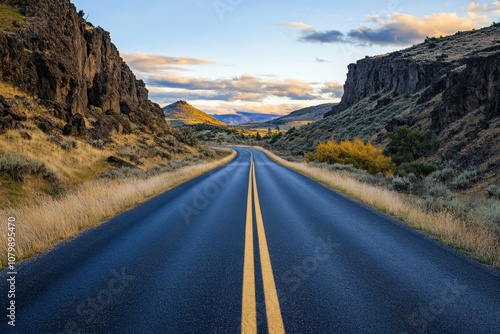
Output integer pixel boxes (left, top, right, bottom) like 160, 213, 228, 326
0, 0, 171, 139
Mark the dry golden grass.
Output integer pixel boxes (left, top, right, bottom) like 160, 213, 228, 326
0, 129, 111, 204
257, 147, 500, 268
0, 149, 236, 267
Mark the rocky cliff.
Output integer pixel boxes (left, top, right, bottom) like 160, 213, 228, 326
277, 26, 500, 184
0, 0, 169, 139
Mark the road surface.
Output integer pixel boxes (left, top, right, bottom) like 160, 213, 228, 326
1, 147, 499, 333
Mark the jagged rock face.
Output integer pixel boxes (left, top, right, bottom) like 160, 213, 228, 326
278, 27, 500, 183
326, 29, 500, 133
0, 0, 167, 138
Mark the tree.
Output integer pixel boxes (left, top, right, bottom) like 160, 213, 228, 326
306, 138, 396, 175
384, 126, 435, 165
256, 132, 262, 141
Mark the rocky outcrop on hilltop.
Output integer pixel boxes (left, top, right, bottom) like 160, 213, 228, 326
277, 26, 500, 183
0, 0, 170, 139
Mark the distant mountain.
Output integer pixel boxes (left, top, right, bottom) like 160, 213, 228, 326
163, 101, 226, 126
241, 103, 336, 130
213, 112, 281, 125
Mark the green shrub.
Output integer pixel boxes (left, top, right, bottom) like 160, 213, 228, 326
269, 132, 283, 144
88, 139, 105, 150
429, 168, 456, 183
102, 167, 143, 179
384, 126, 436, 165
392, 176, 412, 193
486, 185, 500, 199
397, 162, 437, 176
286, 127, 296, 136
0, 153, 60, 187
61, 137, 77, 151
428, 183, 453, 200
451, 170, 480, 190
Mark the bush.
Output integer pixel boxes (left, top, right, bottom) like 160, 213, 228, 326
88, 139, 104, 150
385, 126, 435, 165
306, 138, 396, 175
0, 153, 46, 181
102, 167, 143, 179
428, 183, 453, 200
451, 170, 480, 190
486, 185, 500, 199
61, 137, 77, 151
176, 128, 198, 146
429, 168, 455, 183
392, 176, 412, 193
397, 162, 437, 176
269, 132, 283, 144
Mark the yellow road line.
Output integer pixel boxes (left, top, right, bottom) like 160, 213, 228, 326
252, 157, 286, 334
241, 155, 257, 334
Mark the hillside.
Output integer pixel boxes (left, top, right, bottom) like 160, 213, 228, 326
0, 0, 204, 205
275, 25, 500, 185
163, 100, 226, 126
241, 103, 335, 131
213, 112, 281, 125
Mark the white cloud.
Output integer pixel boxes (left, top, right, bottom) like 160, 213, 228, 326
122, 53, 215, 72
281, 21, 314, 30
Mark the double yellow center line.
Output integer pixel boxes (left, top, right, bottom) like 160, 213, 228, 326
241, 153, 285, 334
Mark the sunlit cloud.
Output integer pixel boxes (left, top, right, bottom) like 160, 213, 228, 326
146, 73, 321, 102
320, 81, 344, 99
292, 12, 487, 46
122, 52, 215, 72
280, 21, 314, 30
124, 49, 343, 114
348, 13, 480, 45
466, 1, 500, 14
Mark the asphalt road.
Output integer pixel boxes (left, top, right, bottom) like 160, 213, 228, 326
1, 147, 499, 333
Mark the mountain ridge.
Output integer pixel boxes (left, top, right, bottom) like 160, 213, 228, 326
163, 100, 226, 126
213, 112, 281, 125
241, 103, 336, 130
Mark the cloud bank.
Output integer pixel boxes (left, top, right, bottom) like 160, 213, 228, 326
288, 10, 488, 46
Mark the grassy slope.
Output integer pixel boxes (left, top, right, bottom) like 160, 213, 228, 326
0, 149, 236, 267
0, 81, 206, 207
0, 3, 25, 32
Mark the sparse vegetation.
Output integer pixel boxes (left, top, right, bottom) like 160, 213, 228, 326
259, 147, 500, 267
60, 137, 77, 151
0, 153, 48, 182
305, 138, 396, 175
0, 149, 236, 267
0, 4, 25, 32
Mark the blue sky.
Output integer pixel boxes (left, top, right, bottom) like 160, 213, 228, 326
72, 0, 499, 115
